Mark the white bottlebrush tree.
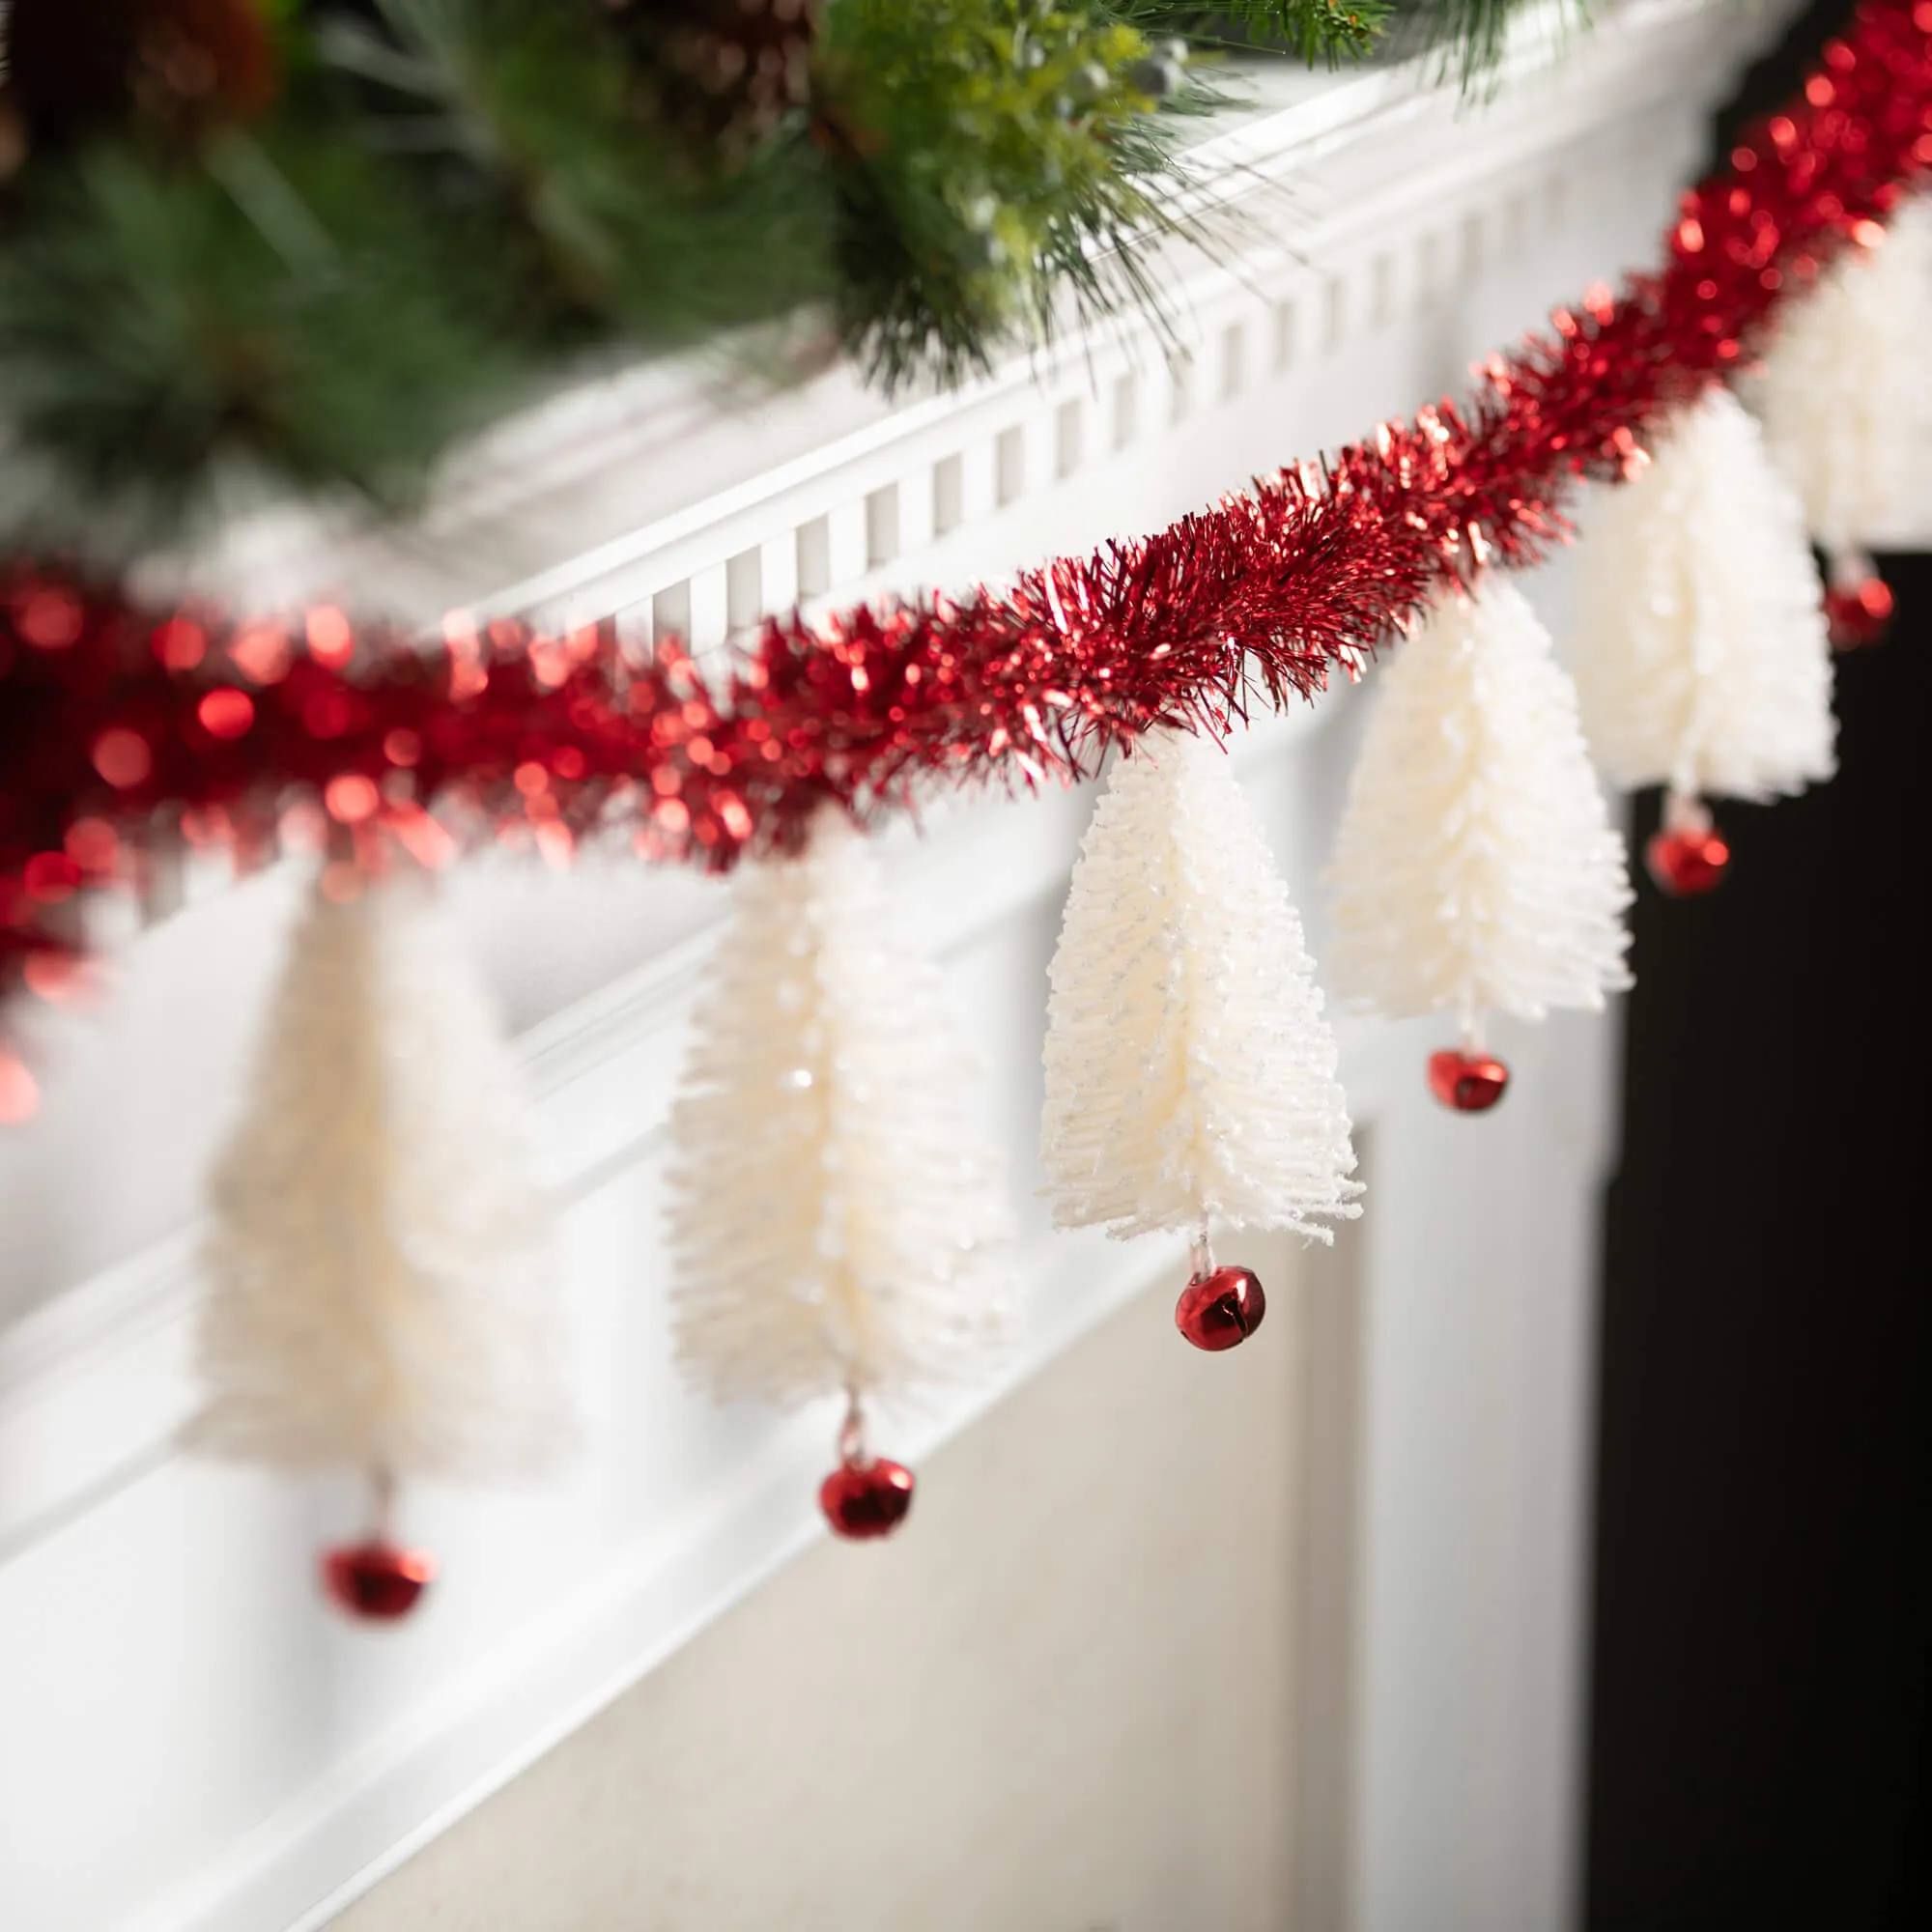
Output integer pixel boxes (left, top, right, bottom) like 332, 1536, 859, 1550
193, 869, 572, 1483
1570, 384, 1836, 805
1326, 577, 1633, 1032
667, 810, 1012, 1412
1747, 199, 1932, 564
1041, 730, 1362, 1245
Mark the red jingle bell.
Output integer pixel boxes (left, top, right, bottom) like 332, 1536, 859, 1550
1427, 1049, 1510, 1114
1646, 823, 1729, 896
1175, 1264, 1266, 1351
322, 1539, 437, 1621
1823, 576, 1893, 651
820, 1457, 915, 1541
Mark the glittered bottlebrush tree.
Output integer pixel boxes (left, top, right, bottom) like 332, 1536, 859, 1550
1326, 578, 1632, 1113
1747, 201, 1932, 649
192, 862, 572, 1620
1041, 731, 1361, 1350
1571, 385, 1836, 898
666, 810, 1012, 1540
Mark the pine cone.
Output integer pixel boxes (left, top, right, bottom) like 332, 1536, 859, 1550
2, 0, 279, 157
605, 0, 821, 159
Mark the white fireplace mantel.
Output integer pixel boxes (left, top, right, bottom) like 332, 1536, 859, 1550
0, 6, 1796, 1928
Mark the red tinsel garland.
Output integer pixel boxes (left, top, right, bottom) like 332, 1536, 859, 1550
5, 0, 1932, 1009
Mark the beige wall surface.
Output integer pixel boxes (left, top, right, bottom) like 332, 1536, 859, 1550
336, 1236, 1330, 1932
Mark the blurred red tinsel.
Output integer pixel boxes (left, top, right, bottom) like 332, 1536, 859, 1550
5, 0, 1932, 1010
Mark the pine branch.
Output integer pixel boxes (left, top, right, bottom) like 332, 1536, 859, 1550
1389, 0, 1588, 90
1239, 2, 1390, 64
0, 133, 523, 549
1122, 3, 1391, 68
314, 0, 835, 344
819, 0, 1200, 392
0, 0, 1591, 552
1127, 0, 1570, 82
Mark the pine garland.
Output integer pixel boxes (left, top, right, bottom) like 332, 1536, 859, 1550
1133, 4, 1391, 68
1147, 1, 1580, 85
0, 0, 1554, 559
818, 0, 1190, 389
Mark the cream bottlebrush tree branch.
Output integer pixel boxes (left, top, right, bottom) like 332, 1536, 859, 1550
193, 867, 573, 1482
666, 810, 1013, 1414
1042, 729, 1362, 1246
1327, 577, 1632, 1037
1571, 384, 1837, 809
1748, 199, 1932, 569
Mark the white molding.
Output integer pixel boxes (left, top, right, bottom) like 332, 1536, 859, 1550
0, 712, 1306, 1569
165, 0, 1766, 633
0, 6, 1795, 1928
134, 1216, 1192, 1932
0, 766, 1105, 1567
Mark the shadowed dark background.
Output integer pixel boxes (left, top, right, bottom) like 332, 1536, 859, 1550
1586, 10, 1932, 1921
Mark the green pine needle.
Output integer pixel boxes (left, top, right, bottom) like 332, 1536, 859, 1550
316, 0, 836, 345
0, 136, 523, 549
819, 0, 1201, 392
1126, 0, 1560, 80
0, 0, 1576, 553
1385, 0, 1584, 89
1140, 4, 1393, 67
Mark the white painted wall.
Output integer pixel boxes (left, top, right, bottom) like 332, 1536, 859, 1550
333, 1240, 1314, 1932
0, 8, 1792, 1928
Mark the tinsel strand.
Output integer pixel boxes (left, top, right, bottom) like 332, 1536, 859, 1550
6, 0, 1932, 999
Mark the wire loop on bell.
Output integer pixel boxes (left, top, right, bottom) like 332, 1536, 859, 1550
1188, 1219, 1217, 1283
368, 1464, 397, 1537
1662, 788, 1711, 838
838, 1386, 870, 1469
